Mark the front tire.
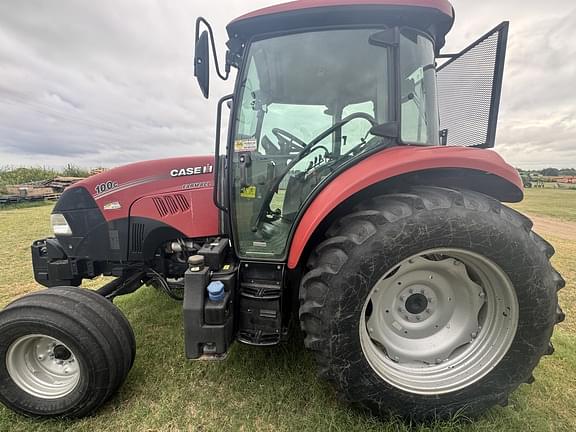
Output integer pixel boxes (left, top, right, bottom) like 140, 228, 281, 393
0, 287, 136, 418
299, 187, 565, 419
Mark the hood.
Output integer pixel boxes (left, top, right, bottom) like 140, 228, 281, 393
60, 156, 215, 221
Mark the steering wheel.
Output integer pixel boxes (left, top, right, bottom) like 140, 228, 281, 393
272, 128, 307, 153
297, 112, 377, 158
252, 112, 378, 231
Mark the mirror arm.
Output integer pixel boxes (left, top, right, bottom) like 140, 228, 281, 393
195, 17, 231, 81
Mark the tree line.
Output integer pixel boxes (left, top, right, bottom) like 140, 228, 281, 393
518, 168, 576, 177
0, 165, 90, 194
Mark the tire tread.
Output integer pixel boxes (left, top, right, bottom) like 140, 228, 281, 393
299, 186, 564, 419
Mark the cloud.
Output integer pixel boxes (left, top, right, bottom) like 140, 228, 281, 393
0, 0, 574, 169
446, 0, 576, 168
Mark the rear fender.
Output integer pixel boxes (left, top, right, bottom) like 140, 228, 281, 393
287, 146, 523, 269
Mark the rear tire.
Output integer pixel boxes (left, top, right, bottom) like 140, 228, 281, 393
299, 187, 565, 420
0, 287, 136, 418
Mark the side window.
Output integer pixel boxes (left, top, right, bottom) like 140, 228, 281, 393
342, 101, 375, 152
236, 58, 261, 138
400, 30, 439, 145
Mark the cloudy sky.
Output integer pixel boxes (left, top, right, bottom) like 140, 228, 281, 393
0, 0, 574, 169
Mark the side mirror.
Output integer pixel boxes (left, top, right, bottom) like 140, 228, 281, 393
194, 30, 210, 99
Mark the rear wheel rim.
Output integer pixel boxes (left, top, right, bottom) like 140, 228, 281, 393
360, 248, 519, 395
6, 334, 81, 399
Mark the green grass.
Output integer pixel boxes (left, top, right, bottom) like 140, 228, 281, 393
0, 194, 574, 432
0, 201, 56, 211
511, 189, 576, 222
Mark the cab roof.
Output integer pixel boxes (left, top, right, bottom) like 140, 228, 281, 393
227, 0, 455, 53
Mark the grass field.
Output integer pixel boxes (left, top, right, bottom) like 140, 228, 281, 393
511, 189, 576, 222
0, 189, 574, 432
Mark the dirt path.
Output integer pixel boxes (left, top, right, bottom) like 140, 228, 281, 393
527, 213, 576, 241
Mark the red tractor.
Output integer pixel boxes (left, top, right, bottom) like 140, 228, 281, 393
0, 0, 565, 421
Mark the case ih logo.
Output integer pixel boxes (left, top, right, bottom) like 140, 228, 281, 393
170, 164, 213, 177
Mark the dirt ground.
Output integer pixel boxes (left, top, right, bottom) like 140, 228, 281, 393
529, 213, 576, 241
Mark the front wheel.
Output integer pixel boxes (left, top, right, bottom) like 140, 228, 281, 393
0, 287, 136, 418
299, 187, 565, 419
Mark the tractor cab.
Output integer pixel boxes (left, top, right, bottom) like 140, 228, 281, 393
228, 15, 442, 260
195, 0, 507, 261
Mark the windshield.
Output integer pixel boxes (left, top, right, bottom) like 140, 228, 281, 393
231, 28, 438, 259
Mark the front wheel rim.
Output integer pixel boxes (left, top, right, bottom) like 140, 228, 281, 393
360, 248, 519, 395
6, 334, 81, 399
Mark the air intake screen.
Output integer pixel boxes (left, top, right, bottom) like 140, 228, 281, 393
437, 22, 509, 148
130, 223, 145, 253
152, 193, 190, 218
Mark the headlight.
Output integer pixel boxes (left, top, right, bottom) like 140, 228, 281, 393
51, 214, 73, 236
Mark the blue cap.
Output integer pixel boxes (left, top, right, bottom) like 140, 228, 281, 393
207, 281, 225, 302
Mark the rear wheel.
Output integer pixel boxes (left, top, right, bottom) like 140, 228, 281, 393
299, 187, 565, 419
0, 287, 136, 418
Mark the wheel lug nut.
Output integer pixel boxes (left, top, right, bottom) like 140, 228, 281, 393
393, 356, 400, 362
64, 368, 69, 374
369, 328, 374, 334
399, 296, 404, 301
38, 355, 44, 360
416, 316, 421, 321
426, 309, 431, 314
398, 308, 404, 313
409, 289, 414, 294
471, 332, 478, 339
435, 358, 443, 364
479, 292, 486, 298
